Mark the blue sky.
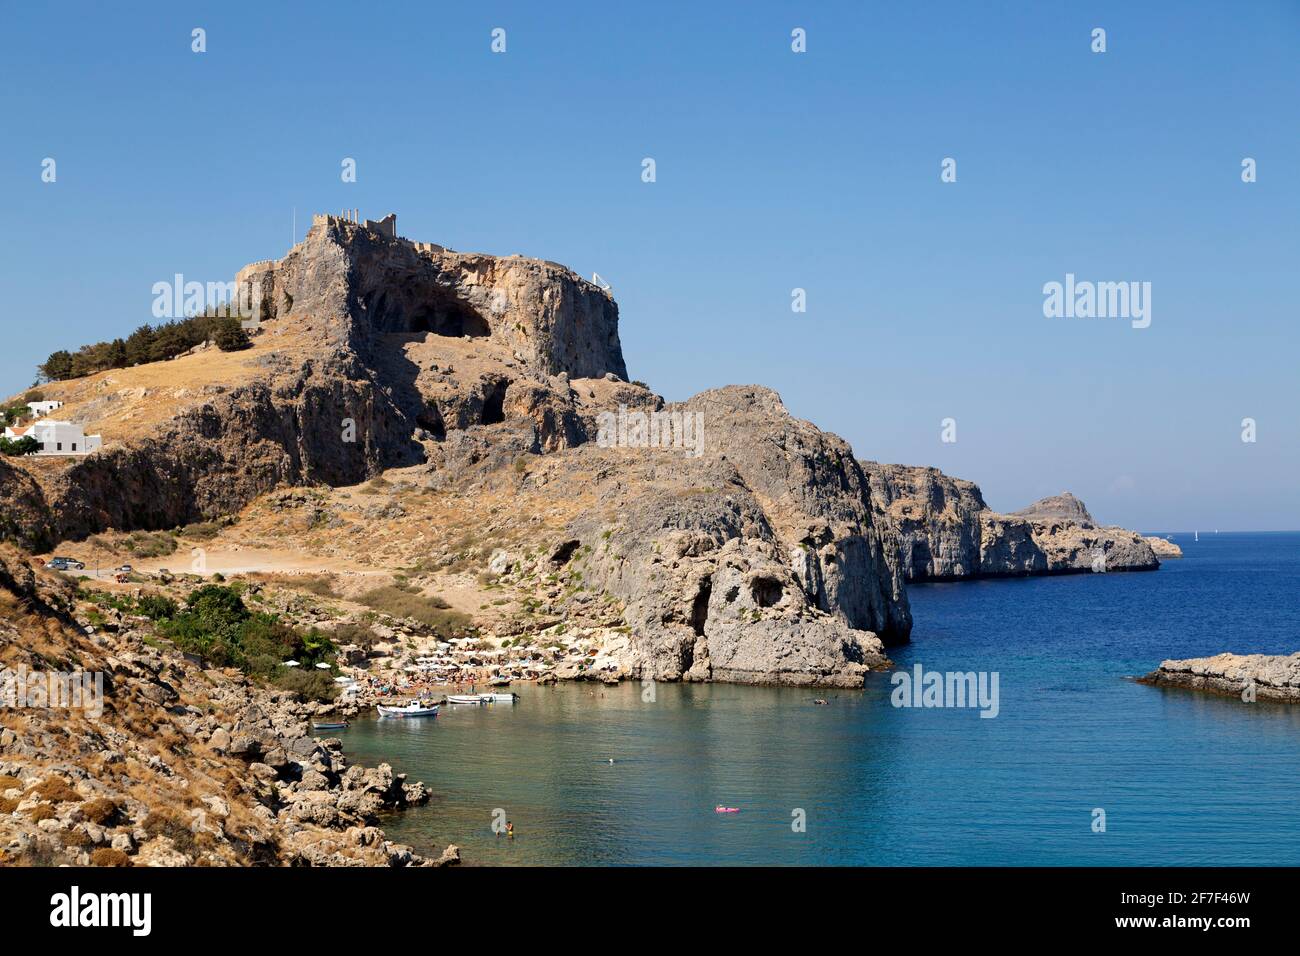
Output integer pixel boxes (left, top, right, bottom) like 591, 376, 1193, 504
1, 1, 1296, 530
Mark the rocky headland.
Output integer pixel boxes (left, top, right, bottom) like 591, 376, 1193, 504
0, 212, 1187, 867
3, 213, 911, 689
861, 463, 1160, 581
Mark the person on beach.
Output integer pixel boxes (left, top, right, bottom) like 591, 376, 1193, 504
506, 821, 514, 838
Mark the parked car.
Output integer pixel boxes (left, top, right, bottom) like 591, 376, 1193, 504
114, 564, 133, 573
64, 559, 85, 571
44, 558, 68, 570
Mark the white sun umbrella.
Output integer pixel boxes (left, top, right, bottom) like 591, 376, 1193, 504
314, 662, 331, 670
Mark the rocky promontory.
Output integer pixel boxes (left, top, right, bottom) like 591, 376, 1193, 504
1138, 652, 1300, 702
861, 463, 1159, 581
1145, 536, 1184, 559
4, 213, 910, 687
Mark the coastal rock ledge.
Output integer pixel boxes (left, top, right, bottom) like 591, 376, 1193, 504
1138, 652, 1300, 702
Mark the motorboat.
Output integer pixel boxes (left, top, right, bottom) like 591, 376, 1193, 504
376, 702, 440, 718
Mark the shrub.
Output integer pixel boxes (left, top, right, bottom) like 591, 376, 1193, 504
356, 586, 471, 637
63, 828, 93, 848
0, 774, 21, 793
80, 797, 120, 826
136, 594, 178, 620
141, 809, 198, 855
177, 521, 222, 540
330, 622, 379, 647
29, 777, 80, 803
275, 668, 338, 703
90, 847, 132, 867
28, 804, 55, 822
122, 531, 177, 558
293, 574, 338, 598
159, 583, 336, 682
0, 797, 18, 814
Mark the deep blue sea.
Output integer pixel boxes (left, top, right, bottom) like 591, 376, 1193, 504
342, 531, 1300, 865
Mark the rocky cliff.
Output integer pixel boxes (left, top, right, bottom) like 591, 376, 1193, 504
567, 386, 911, 685
4, 214, 911, 685
861, 462, 1159, 580
10, 215, 631, 545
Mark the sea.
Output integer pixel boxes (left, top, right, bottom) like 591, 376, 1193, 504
341, 531, 1300, 865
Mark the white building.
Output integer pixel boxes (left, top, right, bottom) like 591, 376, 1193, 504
3, 420, 101, 456
27, 400, 63, 417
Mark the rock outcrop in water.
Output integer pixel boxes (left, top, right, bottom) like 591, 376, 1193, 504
1145, 536, 1183, 559
1138, 652, 1300, 702
861, 462, 1159, 581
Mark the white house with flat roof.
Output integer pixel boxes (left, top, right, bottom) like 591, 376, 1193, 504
3, 420, 101, 456
27, 400, 63, 417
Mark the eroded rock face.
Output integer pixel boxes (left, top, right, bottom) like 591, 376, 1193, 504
1145, 536, 1183, 558
0, 460, 53, 551
863, 462, 986, 580
861, 462, 1158, 579
14, 218, 629, 541
238, 216, 627, 381
1139, 652, 1300, 702
3, 223, 917, 687
567, 386, 910, 686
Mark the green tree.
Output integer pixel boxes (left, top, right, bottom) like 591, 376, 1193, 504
38, 351, 74, 382
124, 325, 156, 366
0, 435, 39, 456
212, 318, 251, 352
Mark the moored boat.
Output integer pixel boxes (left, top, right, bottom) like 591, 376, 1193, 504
479, 693, 518, 703
377, 702, 440, 718
447, 694, 486, 704
311, 720, 349, 731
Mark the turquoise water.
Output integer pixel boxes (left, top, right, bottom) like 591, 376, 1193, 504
342, 532, 1300, 865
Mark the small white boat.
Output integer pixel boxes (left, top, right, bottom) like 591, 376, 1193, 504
377, 702, 440, 718
479, 693, 518, 704
447, 694, 486, 705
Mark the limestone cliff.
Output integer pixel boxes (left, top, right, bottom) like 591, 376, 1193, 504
568, 386, 911, 685
861, 462, 1159, 580
3, 214, 911, 685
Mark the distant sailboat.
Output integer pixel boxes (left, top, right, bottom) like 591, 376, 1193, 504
1195, 530, 1199, 542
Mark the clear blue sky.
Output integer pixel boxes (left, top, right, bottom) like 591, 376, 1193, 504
2, 2, 1296, 530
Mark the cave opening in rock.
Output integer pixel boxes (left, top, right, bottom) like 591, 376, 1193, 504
691, 576, 712, 636
417, 401, 446, 441
481, 379, 508, 426
751, 576, 784, 608
365, 287, 491, 338
549, 539, 580, 565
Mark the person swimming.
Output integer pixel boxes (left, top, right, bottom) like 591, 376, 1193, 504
506, 821, 514, 838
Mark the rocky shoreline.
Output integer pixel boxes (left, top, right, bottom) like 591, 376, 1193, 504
1138, 652, 1300, 702
0, 546, 458, 867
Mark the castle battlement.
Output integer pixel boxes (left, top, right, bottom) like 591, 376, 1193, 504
313, 209, 397, 239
